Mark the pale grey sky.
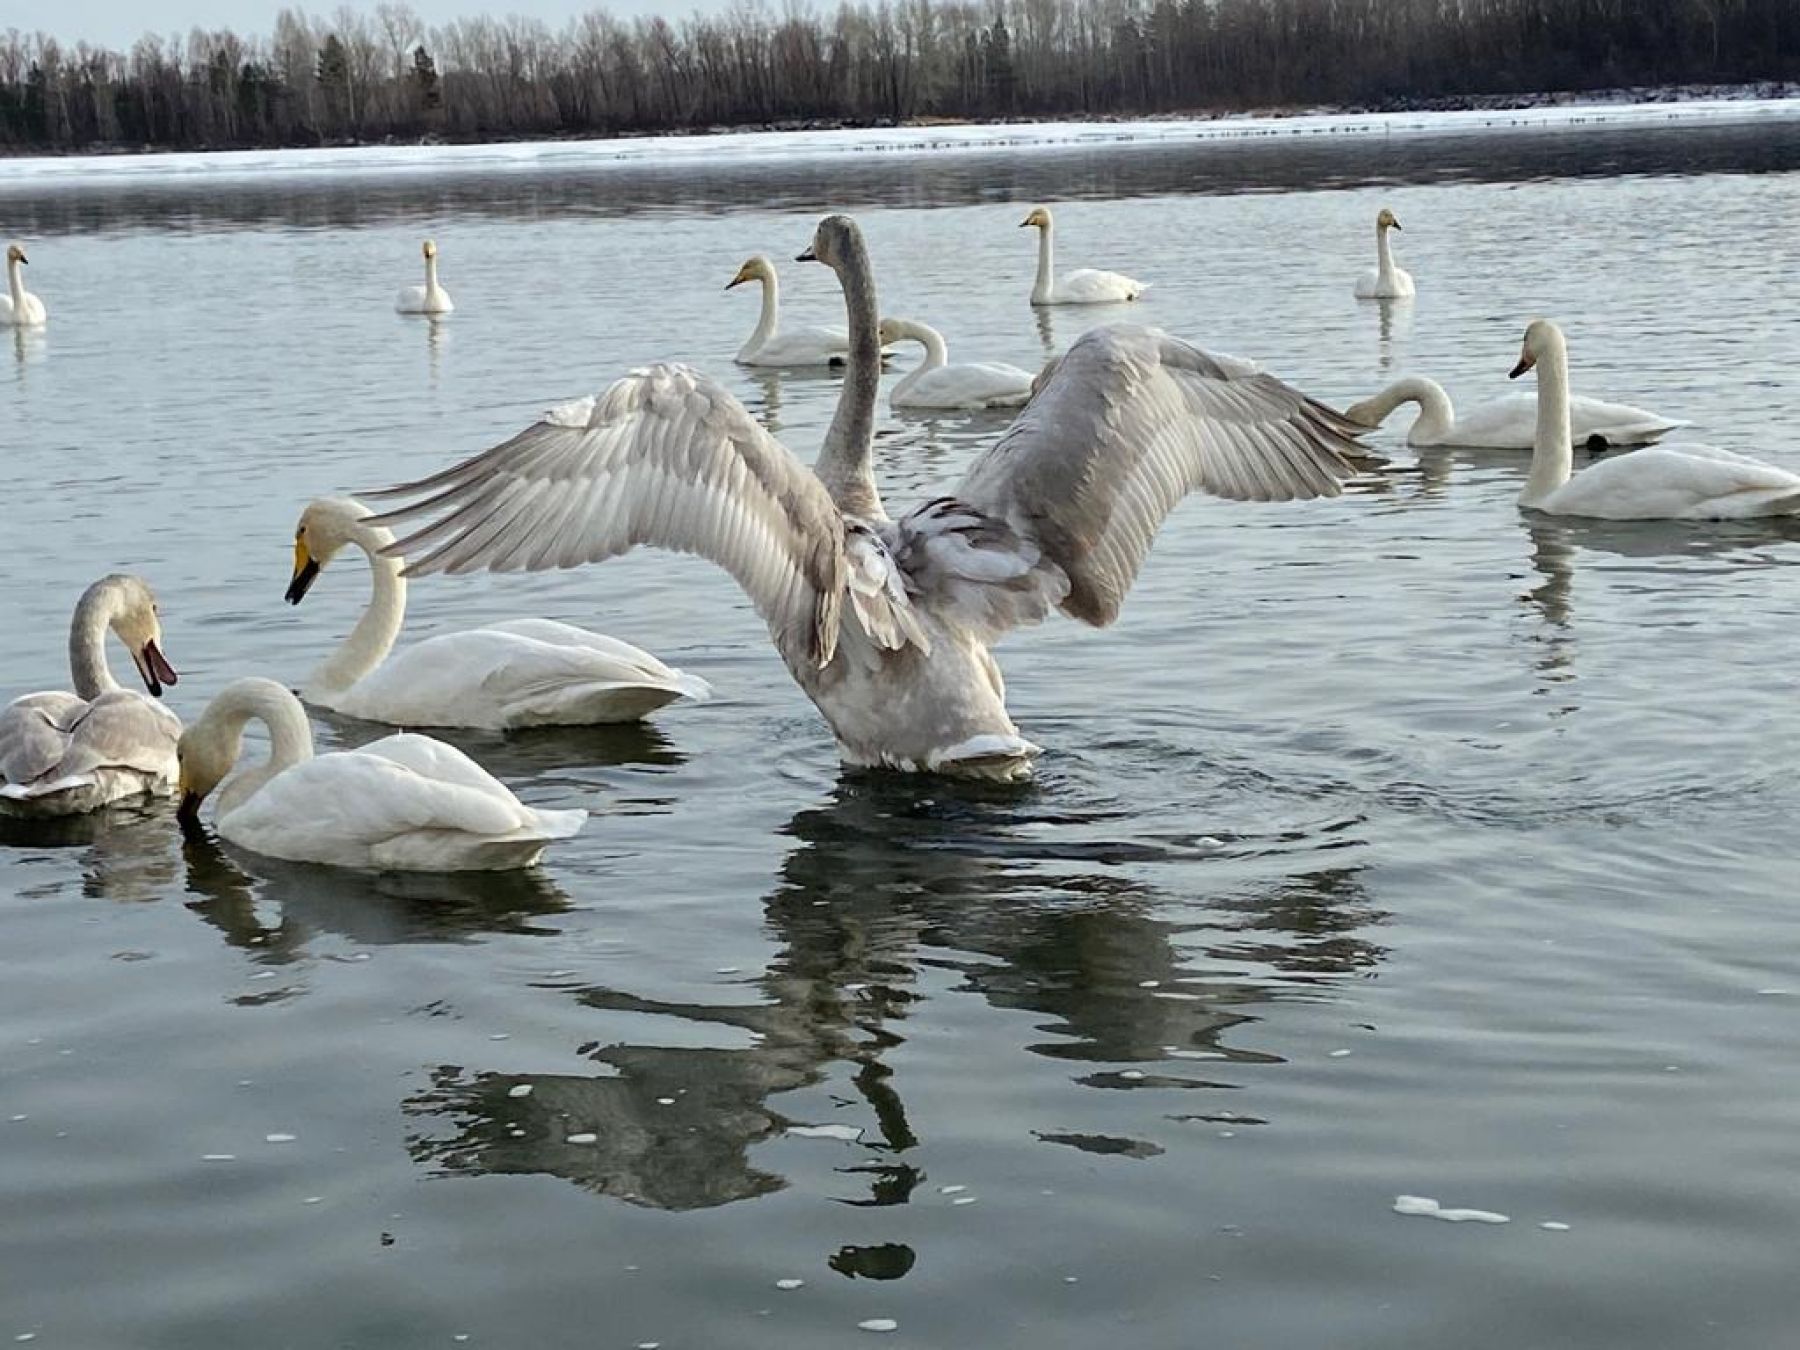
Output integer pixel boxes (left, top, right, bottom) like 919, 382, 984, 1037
26, 0, 703, 52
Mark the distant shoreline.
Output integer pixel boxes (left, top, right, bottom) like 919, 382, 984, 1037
5, 79, 1793, 162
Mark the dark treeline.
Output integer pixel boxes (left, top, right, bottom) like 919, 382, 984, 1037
3, 0, 1797, 153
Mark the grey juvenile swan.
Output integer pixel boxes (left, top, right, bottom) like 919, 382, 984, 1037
365, 216, 1363, 780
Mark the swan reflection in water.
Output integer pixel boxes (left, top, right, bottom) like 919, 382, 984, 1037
400, 772, 1383, 1213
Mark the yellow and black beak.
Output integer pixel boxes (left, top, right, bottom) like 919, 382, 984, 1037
286, 540, 320, 604
1509, 350, 1536, 380
133, 639, 178, 697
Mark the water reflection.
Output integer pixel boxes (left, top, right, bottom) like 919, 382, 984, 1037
1375, 296, 1411, 371
0, 805, 178, 903
402, 772, 1381, 1211
424, 316, 448, 383
1033, 306, 1058, 356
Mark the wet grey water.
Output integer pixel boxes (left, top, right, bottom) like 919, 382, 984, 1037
4, 112, 1800, 1348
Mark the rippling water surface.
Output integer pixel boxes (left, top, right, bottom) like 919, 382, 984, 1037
4, 108, 1800, 1348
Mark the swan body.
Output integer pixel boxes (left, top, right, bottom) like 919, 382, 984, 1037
0, 245, 47, 327
1020, 207, 1147, 306
1345, 375, 1685, 449
288, 497, 709, 729
728, 254, 849, 367
879, 317, 1034, 410
1353, 209, 1414, 300
0, 575, 180, 817
395, 239, 454, 315
365, 216, 1362, 781
176, 678, 585, 871
1511, 320, 1800, 520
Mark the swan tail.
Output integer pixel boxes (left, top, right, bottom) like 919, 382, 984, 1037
0, 772, 97, 801
501, 677, 702, 727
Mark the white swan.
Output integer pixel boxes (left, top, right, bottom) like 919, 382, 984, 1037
727, 254, 849, 367
1510, 320, 1800, 519
1020, 207, 1147, 306
395, 239, 454, 315
878, 317, 1035, 411
363, 215, 1360, 782
0, 245, 47, 327
0, 575, 181, 816
286, 497, 710, 729
1353, 208, 1414, 300
1345, 375, 1686, 449
176, 677, 585, 871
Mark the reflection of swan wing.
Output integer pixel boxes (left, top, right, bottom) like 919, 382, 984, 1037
955, 325, 1362, 626
0, 690, 177, 803
364, 365, 849, 669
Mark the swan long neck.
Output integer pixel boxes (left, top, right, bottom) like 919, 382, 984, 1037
68, 582, 124, 700
743, 269, 781, 357
308, 520, 408, 694
816, 236, 884, 519
1033, 221, 1056, 303
1376, 222, 1398, 287
889, 319, 947, 403
424, 251, 440, 295
207, 680, 317, 816
1524, 334, 1575, 503
1350, 377, 1454, 440
5, 257, 22, 310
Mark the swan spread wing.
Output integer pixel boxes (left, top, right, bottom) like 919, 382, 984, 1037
363, 364, 849, 669
955, 325, 1362, 627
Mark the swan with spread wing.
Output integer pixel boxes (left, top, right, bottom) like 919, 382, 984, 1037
365, 215, 1362, 780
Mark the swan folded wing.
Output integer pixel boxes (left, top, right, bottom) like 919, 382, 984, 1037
957, 324, 1362, 627
0, 693, 90, 785
7, 692, 179, 787
363, 364, 848, 669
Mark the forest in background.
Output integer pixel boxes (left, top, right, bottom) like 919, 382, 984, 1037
2, 0, 1796, 152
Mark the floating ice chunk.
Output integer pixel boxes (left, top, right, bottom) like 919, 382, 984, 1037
1393, 1195, 1509, 1224
775, 1278, 805, 1290
1540, 1221, 1571, 1232
716, 967, 740, 975
858, 1319, 898, 1333
952, 1196, 977, 1206
489, 1034, 509, 1042
1138, 980, 1160, 989
508, 1084, 533, 1099
202, 1153, 236, 1162
657, 1097, 675, 1106
939, 1184, 966, 1195
1120, 1070, 1145, 1081
787, 1123, 863, 1141
303, 1197, 322, 1204
266, 1133, 296, 1144
1329, 1049, 1353, 1058
566, 1133, 598, 1145
8, 1115, 25, 1123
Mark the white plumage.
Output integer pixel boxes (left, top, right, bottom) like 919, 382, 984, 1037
1353, 208, 1415, 300
395, 239, 454, 315
1020, 207, 1147, 306
0, 244, 47, 327
879, 316, 1035, 410
1346, 375, 1684, 449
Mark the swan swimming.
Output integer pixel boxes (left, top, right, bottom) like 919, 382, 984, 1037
1020, 207, 1147, 306
1509, 319, 1800, 520
287, 496, 710, 729
878, 317, 1035, 410
728, 254, 850, 367
0, 244, 47, 327
364, 215, 1361, 781
1353, 208, 1414, 300
1345, 374, 1685, 449
0, 575, 180, 816
176, 677, 586, 871
395, 239, 454, 315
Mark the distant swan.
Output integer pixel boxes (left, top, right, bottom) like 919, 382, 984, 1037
878, 317, 1034, 410
1353, 208, 1414, 300
0, 244, 47, 327
365, 215, 1360, 782
287, 496, 710, 729
1346, 374, 1684, 449
396, 239, 454, 315
176, 677, 585, 871
1510, 320, 1800, 519
1020, 207, 1147, 306
728, 254, 849, 367
0, 575, 180, 816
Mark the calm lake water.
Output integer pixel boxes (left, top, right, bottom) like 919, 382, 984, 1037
5, 107, 1800, 1348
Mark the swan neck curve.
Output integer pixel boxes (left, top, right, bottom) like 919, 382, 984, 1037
67, 582, 123, 700
1375, 223, 1398, 288
742, 269, 780, 358
309, 519, 407, 695
890, 320, 947, 403
1358, 377, 1454, 440
1524, 337, 1575, 503
209, 680, 317, 818
1032, 221, 1056, 304
815, 236, 884, 519
5, 256, 22, 310
424, 251, 440, 296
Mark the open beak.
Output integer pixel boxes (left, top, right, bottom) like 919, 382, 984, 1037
176, 790, 202, 826
133, 640, 178, 697
1508, 350, 1536, 380
286, 540, 320, 604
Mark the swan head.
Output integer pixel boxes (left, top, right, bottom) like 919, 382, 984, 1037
876, 317, 915, 347
175, 713, 243, 826
1377, 208, 1402, 232
1019, 207, 1052, 230
287, 496, 374, 604
422, 239, 438, 260
91, 574, 179, 698
795, 215, 863, 270
1509, 319, 1565, 380
6, 244, 25, 265
725, 255, 774, 291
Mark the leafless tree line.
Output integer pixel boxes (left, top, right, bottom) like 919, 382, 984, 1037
2, 0, 1795, 152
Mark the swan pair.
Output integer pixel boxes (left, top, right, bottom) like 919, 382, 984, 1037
1510, 320, 1800, 519
1353, 209, 1414, 300
879, 318, 1035, 410
1346, 375, 1684, 450
1, 244, 47, 327
1020, 207, 1148, 306
364, 214, 1362, 781
396, 239, 454, 315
